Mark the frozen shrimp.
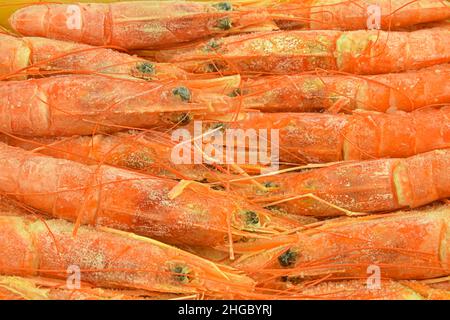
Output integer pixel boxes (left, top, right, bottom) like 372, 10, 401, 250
233, 204, 450, 280
0, 33, 189, 80
154, 27, 450, 75
9, 1, 277, 49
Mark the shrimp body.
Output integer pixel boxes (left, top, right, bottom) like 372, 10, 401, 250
1, 131, 232, 182
9, 1, 277, 49
236, 64, 450, 112
0, 34, 188, 80
234, 205, 450, 280
0, 142, 296, 247
194, 107, 450, 164
271, 0, 450, 30
238, 149, 450, 216
9, 1, 450, 47
0, 214, 254, 296
290, 279, 450, 300
0, 74, 236, 136
0, 195, 32, 217
0, 275, 175, 300
155, 27, 450, 75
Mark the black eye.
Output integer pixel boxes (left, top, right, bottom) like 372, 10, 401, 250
172, 86, 191, 102
205, 63, 220, 73
211, 184, 225, 191
278, 249, 297, 267
242, 210, 260, 225
209, 122, 225, 131
177, 113, 192, 125
216, 17, 232, 30
213, 2, 232, 11
205, 39, 220, 51
263, 181, 279, 188
203, 60, 227, 73
171, 265, 191, 284
228, 88, 241, 97
136, 62, 155, 75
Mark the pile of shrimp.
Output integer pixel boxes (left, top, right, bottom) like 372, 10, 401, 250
0, 0, 449, 300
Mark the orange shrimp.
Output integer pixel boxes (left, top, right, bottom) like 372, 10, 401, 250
0, 130, 262, 183
0, 214, 256, 297
0, 74, 238, 136
9, 1, 450, 46
180, 213, 318, 263
154, 26, 450, 75
265, 0, 450, 30
185, 107, 450, 165
232, 204, 450, 280
0, 142, 298, 248
400, 18, 450, 31
420, 277, 450, 291
287, 279, 450, 300
399, 280, 450, 300
234, 64, 450, 112
3, 275, 447, 300
232, 149, 450, 216
0, 33, 189, 81
9, 1, 277, 50
0, 275, 186, 300
0, 194, 34, 216
0, 131, 229, 183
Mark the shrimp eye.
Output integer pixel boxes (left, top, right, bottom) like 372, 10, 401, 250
228, 88, 241, 97
213, 2, 232, 11
172, 86, 191, 102
216, 17, 232, 30
242, 210, 260, 226
281, 276, 302, 285
267, 205, 287, 215
263, 181, 279, 189
209, 122, 226, 131
205, 63, 217, 73
179, 113, 192, 125
205, 39, 220, 51
204, 61, 225, 73
278, 249, 297, 267
136, 62, 155, 75
172, 112, 192, 125
171, 265, 192, 284
211, 184, 225, 191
